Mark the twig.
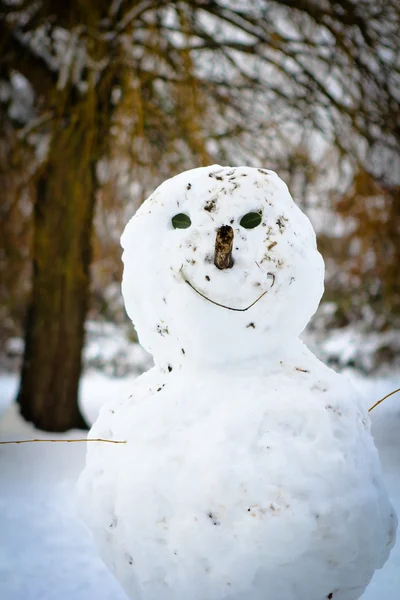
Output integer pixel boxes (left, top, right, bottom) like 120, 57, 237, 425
368, 387, 400, 413
2, 389, 397, 446
180, 267, 269, 312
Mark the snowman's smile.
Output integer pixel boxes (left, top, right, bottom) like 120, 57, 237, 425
180, 267, 273, 312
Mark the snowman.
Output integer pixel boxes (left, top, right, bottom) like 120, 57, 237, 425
77, 166, 396, 600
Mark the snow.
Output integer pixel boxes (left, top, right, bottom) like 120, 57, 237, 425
1, 167, 399, 600
78, 166, 396, 600
0, 373, 127, 600
2, 320, 153, 378
79, 359, 396, 600
315, 327, 400, 375
83, 321, 153, 378
349, 375, 400, 600
0, 371, 399, 600
120, 165, 324, 368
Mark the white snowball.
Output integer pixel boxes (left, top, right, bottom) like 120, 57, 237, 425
120, 166, 324, 368
77, 166, 396, 600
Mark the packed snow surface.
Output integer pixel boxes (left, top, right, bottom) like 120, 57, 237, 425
120, 165, 324, 367
78, 166, 396, 600
0, 371, 399, 600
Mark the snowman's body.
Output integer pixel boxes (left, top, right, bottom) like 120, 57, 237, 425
78, 166, 396, 600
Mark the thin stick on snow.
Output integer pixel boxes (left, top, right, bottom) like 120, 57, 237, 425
0, 438, 127, 445
368, 387, 400, 413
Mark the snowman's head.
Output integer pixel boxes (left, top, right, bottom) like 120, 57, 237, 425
121, 166, 324, 368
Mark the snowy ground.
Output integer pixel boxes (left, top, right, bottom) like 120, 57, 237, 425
0, 367, 399, 600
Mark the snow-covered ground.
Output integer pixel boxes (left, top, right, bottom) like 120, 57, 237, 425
0, 368, 399, 600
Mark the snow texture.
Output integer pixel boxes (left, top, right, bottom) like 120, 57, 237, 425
0, 372, 399, 600
120, 165, 324, 368
77, 166, 397, 600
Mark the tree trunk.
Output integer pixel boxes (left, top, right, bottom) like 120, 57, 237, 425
16, 104, 101, 432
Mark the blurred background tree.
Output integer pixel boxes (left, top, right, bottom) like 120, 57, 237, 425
0, 0, 399, 431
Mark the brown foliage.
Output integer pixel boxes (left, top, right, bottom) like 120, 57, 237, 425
322, 168, 400, 331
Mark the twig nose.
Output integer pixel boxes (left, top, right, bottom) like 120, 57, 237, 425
214, 225, 234, 270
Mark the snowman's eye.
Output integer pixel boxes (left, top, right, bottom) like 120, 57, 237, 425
171, 213, 191, 229
240, 212, 262, 229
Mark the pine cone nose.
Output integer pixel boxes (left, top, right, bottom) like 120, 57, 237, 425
214, 225, 234, 270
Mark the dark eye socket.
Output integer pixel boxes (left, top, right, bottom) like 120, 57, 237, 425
172, 213, 191, 229
240, 212, 262, 229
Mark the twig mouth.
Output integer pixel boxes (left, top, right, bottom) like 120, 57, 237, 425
180, 267, 270, 312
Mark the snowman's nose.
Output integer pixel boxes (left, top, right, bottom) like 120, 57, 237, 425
214, 225, 234, 270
